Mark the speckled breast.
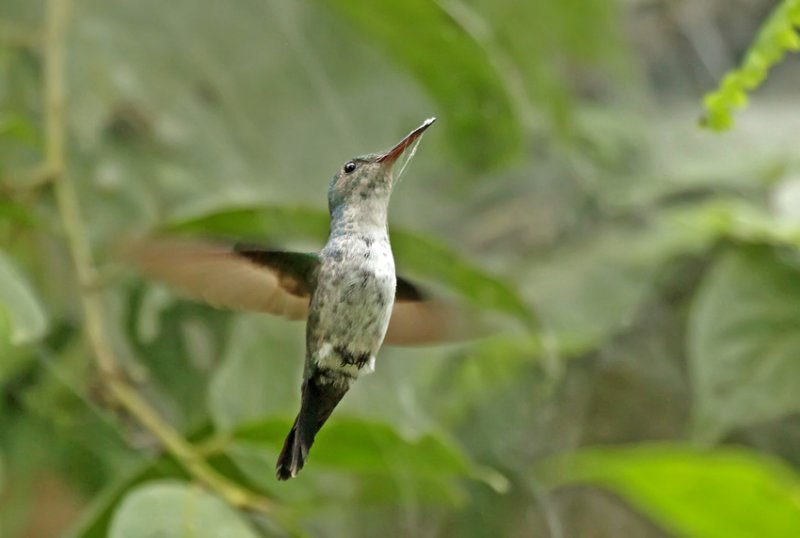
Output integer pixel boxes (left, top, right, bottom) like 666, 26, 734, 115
309, 236, 396, 377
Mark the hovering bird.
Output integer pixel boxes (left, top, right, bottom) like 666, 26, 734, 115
131, 118, 465, 480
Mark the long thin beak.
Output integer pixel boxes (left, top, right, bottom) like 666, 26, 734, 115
376, 117, 436, 164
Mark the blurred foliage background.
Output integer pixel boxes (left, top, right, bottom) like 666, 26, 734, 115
2, 0, 800, 536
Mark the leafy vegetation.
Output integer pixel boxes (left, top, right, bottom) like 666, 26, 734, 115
2, 1, 800, 537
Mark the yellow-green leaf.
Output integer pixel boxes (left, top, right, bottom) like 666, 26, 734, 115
548, 445, 800, 538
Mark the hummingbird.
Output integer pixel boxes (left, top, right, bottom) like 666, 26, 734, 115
130, 117, 464, 480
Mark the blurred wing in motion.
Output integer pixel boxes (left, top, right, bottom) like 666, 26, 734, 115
127, 239, 471, 344
383, 277, 470, 346
126, 239, 318, 320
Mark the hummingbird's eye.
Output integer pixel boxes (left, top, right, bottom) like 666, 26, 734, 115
343, 161, 357, 174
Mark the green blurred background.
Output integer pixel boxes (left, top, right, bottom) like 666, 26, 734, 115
3, 0, 800, 536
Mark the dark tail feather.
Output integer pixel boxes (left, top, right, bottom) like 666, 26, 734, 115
276, 375, 348, 480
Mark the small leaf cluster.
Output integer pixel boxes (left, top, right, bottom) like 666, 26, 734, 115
703, 0, 800, 130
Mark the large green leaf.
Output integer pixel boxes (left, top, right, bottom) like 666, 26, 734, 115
320, 0, 522, 169
65, 459, 186, 538
65, 422, 271, 538
108, 480, 260, 538
550, 445, 800, 538
689, 246, 800, 441
166, 204, 535, 325
233, 416, 505, 490
167, 204, 330, 243
235, 417, 470, 477
391, 229, 535, 325
222, 440, 468, 508
0, 250, 46, 346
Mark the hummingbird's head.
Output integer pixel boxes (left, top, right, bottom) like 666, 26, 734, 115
327, 118, 435, 226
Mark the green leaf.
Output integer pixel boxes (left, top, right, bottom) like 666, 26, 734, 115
320, 0, 522, 169
689, 246, 800, 441
0, 199, 38, 228
65, 458, 186, 538
233, 416, 507, 493
166, 204, 534, 325
0, 250, 47, 345
390, 229, 535, 325
65, 424, 265, 538
222, 440, 470, 507
235, 416, 471, 477
167, 204, 330, 243
0, 112, 38, 145
108, 480, 261, 538
549, 445, 800, 538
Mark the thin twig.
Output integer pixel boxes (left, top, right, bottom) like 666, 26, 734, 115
42, 0, 273, 515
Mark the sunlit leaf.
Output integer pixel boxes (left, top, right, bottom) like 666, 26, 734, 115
689, 246, 800, 441
549, 445, 800, 538
702, 0, 800, 130
108, 480, 260, 538
0, 250, 47, 346
320, 0, 522, 169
